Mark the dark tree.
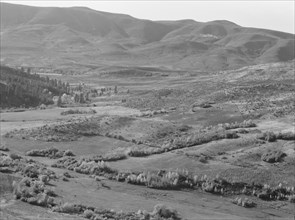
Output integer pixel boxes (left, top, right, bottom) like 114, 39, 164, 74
57, 96, 62, 107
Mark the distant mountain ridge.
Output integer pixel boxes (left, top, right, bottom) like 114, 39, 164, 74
1, 2, 294, 71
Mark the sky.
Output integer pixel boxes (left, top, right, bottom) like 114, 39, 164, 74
1, 0, 294, 34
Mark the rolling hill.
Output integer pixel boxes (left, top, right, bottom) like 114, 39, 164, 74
1, 2, 294, 72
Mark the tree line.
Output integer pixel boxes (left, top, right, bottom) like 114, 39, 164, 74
0, 66, 70, 108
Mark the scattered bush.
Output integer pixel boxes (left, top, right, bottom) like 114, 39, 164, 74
261, 150, 286, 163
115, 169, 295, 204
288, 195, 295, 203
0, 167, 14, 173
52, 201, 181, 219
258, 131, 295, 142
5, 117, 102, 142
257, 131, 276, 142
219, 120, 256, 130
13, 177, 55, 207
9, 153, 21, 160
22, 164, 56, 180
265, 131, 277, 142
277, 132, 295, 140
26, 147, 75, 159
139, 109, 169, 117
72, 153, 127, 164
83, 209, 95, 219
254, 183, 295, 201
127, 129, 240, 158
232, 197, 256, 208
55, 202, 82, 214
51, 155, 295, 205
237, 129, 249, 134
23, 165, 39, 178
61, 109, 96, 115
224, 131, 239, 139
101, 152, 127, 161
74, 160, 116, 176
63, 172, 72, 178
199, 155, 208, 163
151, 204, 180, 219
52, 156, 117, 178
52, 157, 78, 169
27, 193, 50, 207
0, 145, 9, 151
39, 175, 50, 184
44, 188, 57, 197
128, 148, 156, 157
125, 170, 193, 190
63, 150, 75, 157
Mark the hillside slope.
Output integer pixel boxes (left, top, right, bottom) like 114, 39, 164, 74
1, 2, 294, 71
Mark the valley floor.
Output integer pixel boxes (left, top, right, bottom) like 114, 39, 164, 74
1, 62, 295, 220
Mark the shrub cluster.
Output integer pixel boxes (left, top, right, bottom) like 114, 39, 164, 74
261, 150, 286, 163
13, 175, 56, 207
95, 152, 127, 162
53, 202, 85, 214
0, 145, 9, 152
198, 102, 212, 108
13, 164, 181, 219
125, 170, 193, 190
288, 195, 295, 203
257, 131, 277, 142
253, 184, 295, 201
277, 132, 295, 140
52, 153, 295, 204
258, 131, 295, 142
128, 147, 161, 157
51, 156, 78, 169
52, 157, 117, 177
0, 152, 56, 178
105, 133, 129, 141
168, 130, 239, 149
151, 204, 180, 219
128, 130, 239, 158
61, 109, 96, 115
26, 147, 75, 159
9, 153, 22, 160
218, 120, 256, 130
5, 117, 101, 142
23, 164, 56, 179
74, 161, 116, 176
53, 202, 180, 220
123, 170, 226, 192
139, 109, 168, 117
76, 152, 127, 163
0, 153, 20, 171
232, 197, 256, 208
122, 170, 295, 204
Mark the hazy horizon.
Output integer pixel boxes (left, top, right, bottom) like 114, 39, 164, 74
1, 0, 294, 34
